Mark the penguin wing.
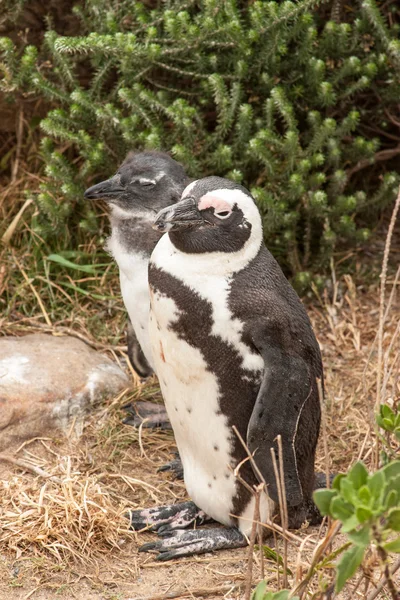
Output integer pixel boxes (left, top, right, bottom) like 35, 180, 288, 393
246, 336, 312, 507
126, 319, 153, 378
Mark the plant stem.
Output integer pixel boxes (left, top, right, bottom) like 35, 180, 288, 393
372, 523, 400, 600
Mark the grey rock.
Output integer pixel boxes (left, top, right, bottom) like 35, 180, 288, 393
0, 334, 129, 450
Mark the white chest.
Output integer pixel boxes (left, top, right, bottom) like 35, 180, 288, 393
106, 234, 154, 370
149, 290, 239, 526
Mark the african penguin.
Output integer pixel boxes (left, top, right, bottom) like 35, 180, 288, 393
84, 151, 190, 432
128, 176, 323, 560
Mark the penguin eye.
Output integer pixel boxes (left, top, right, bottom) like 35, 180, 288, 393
137, 178, 156, 187
215, 210, 231, 219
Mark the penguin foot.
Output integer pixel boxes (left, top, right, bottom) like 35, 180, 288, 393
122, 401, 172, 430
127, 501, 208, 532
139, 527, 247, 561
157, 453, 184, 479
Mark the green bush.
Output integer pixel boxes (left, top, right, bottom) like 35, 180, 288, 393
1, 0, 400, 274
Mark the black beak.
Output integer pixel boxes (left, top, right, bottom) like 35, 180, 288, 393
84, 175, 124, 200
152, 197, 203, 233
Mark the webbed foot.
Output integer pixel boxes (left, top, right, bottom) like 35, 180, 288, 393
157, 452, 184, 479
139, 527, 247, 561
122, 400, 172, 430
127, 500, 209, 533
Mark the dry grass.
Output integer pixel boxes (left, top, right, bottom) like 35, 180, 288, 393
0, 147, 399, 597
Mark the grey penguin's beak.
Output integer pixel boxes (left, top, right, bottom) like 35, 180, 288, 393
152, 197, 203, 233
84, 175, 124, 200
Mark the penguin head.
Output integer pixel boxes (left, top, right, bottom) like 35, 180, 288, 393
152, 176, 263, 254
84, 151, 189, 219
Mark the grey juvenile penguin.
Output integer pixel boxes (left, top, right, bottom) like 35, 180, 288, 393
128, 177, 323, 560
84, 152, 190, 431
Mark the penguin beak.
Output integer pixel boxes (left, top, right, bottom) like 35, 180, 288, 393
84, 175, 124, 201
152, 197, 203, 233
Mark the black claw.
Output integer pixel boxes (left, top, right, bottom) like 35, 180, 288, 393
157, 457, 184, 479
157, 526, 177, 537
139, 542, 159, 552
156, 551, 177, 562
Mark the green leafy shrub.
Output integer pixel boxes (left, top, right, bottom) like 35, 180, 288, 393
1, 0, 400, 273
314, 460, 400, 592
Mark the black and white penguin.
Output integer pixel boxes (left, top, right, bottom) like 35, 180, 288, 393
84, 152, 190, 429
128, 176, 323, 560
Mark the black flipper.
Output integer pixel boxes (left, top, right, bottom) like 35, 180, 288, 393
247, 340, 318, 507
126, 319, 153, 378
127, 501, 208, 532
139, 527, 247, 561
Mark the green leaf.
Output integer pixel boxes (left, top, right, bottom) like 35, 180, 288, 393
382, 461, 400, 482
332, 473, 346, 491
341, 514, 361, 533
384, 489, 398, 511
330, 497, 354, 522
381, 418, 394, 431
387, 508, 400, 532
356, 506, 373, 523
273, 592, 295, 600
60, 281, 116, 301
358, 485, 372, 506
380, 404, 394, 419
251, 580, 266, 600
383, 537, 400, 553
367, 471, 385, 506
347, 462, 368, 490
313, 489, 337, 515
46, 253, 109, 273
335, 545, 365, 592
347, 526, 370, 547
340, 478, 358, 505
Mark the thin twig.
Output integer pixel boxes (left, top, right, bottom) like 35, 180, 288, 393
365, 558, 400, 600
375, 186, 400, 467
291, 520, 342, 599
271, 447, 286, 587
13, 254, 52, 327
277, 435, 289, 588
232, 425, 267, 486
244, 485, 262, 600
0, 454, 62, 483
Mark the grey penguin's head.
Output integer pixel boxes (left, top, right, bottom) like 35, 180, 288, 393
152, 176, 263, 254
84, 151, 190, 220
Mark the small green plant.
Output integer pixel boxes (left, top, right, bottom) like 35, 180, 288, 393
251, 584, 299, 600
314, 460, 400, 594
377, 403, 400, 445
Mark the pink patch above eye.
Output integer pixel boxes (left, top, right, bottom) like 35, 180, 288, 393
198, 194, 231, 213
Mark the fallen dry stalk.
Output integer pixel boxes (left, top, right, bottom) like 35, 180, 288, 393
0, 454, 61, 483
127, 584, 240, 600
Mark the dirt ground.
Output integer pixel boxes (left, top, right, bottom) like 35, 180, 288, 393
0, 266, 399, 600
